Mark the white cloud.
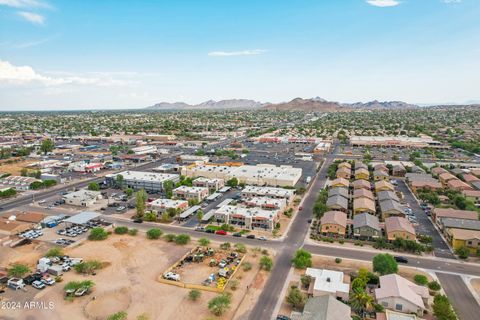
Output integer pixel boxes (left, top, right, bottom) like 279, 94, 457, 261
17, 11, 45, 25
0, 59, 129, 86
0, 0, 51, 9
366, 0, 401, 7
208, 49, 266, 57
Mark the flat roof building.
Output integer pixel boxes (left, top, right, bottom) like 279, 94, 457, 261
105, 171, 180, 192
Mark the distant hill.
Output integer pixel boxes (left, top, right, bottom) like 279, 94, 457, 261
263, 97, 348, 112
147, 99, 262, 110
146, 97, 441, 112
345, 100, 418, 109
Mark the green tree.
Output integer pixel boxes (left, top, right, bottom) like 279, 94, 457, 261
208, 293, 232, 316
414, 274, 429, 286
196, 209, 203, 221
115, 174, 124, 188
198, 237, 210, 247
188, 289, 201, 301
163, 180, 174, 199
88, 182, 100, 191
45, 247, 64, 257
286, 286, 307, 309
428, 280, 442, 291
292, 249, 312, 269
135, 189, 147, 218
455, 246, 470, 259
349, 287, 374, 319
88, 227, 108, 241
40, 138, 54, 155
8, 263, 30, 278
114, 226, 129, 234
226, 177, 238, 187
124, 188, 134, 197
107, 311, 128, 320
259, 256, 273, 271
74, 260, 103, 274
372, 254, 398, 275
175, 234, 190, 245
220, 242, 231, 250
146, 228, 163, 239
234, 243, 247, 253
433, 294, 457, 320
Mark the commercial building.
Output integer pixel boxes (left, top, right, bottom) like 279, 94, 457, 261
182, 163, 302, 187
241, 185, 295, 202
192, 177, 225, 192
148, 199, 189, 214
62, 190, 101, 207
131, 145, 157, 155
105, 171, 180, 192
214, 205, 280, 230
0, 176, 40, 191
173, 186, 209, 202
178, 155, 210, 164
350, 135, 443, 149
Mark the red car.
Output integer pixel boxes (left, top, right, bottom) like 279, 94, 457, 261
215, 230, 227, 235
299, 206, 303, 210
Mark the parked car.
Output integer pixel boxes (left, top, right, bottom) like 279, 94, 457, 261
133, 218, 143, 223
32, 280, 46, 289
394, 256, 409, 263
258, 236, 267, 241
246, 235, 255, 239
74, 287, 88, 296
215, 230, 227, 235
232, 232, 242, 237
195, 226, 206, 232
205, 229, 215, 234
218, 260, 227, 268
41, 276, 55, 286
164, 272, 180, 281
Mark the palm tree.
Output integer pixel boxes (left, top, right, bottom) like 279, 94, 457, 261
349, 287, 374, 319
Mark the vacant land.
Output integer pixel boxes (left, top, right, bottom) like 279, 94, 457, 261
1, 234, 272, 320
0, 159, 36, 176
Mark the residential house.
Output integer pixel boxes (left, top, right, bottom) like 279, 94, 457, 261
374, 170, 389, 181
377, 190, 399, 203
326, 195, 349, 213
377, 309, 420, 320
438, 218, 480, 233
353, 188, 374, 200
439, 172, 457, 185
352, 179, 371, 190
375, 274, 429, 315
374, 163, 389, 173
431, 166, 448, 176
337, 162, 351, 170
355, 162, 368, 171
463, 190, 480, 205
410, 180, 442, 193
380, 200, 406, 218
290, 295, 352, 320
375, 180, 395, 192
330, 178, 349, 189
447, 179, 473, 191
305, 268, 350, 301
336, 167, 351, 180
432, 208, 478, 223
446, 228, 480, 255
355, 168, 370, 181
320, 211, 347, 237
328, 187, 349, 199
385, 217, 416, 241
462, 174, 480, 184
353, 213, 381, 240
392, 164, 406, 177
353, 197, 376, 215
0, 176, 41, 191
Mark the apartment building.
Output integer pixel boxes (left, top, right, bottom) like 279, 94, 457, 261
173, 186, 209, 202
105, 171, 180, 192
214, 205, 280, 230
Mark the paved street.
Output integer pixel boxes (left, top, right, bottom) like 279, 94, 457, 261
396, 180, 454, 259
437, 273, 480, 320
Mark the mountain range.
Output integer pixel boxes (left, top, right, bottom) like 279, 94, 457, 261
147, 97, 471, 111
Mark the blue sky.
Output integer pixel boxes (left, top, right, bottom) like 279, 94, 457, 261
0, 0, 479, 110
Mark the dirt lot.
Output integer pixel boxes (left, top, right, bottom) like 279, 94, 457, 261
0, 159, 36, 176
1, 234, 272, 320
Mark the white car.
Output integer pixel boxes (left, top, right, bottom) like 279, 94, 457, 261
42, 277, 55, 285
218, 260, 227, 268
258, 236, 267, 241
32, 280, 46, 289
164, 272, 180, 281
